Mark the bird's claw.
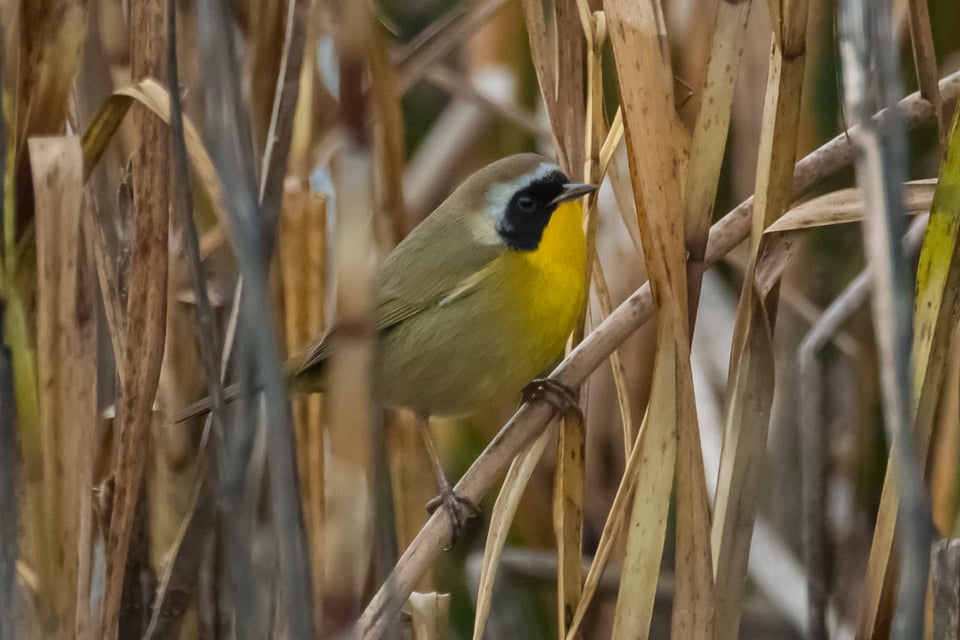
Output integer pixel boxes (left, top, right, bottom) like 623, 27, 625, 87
522, 378, 580, 417
426, 486, 480, 549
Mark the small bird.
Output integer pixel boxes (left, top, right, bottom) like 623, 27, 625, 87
175, 153, 594, 537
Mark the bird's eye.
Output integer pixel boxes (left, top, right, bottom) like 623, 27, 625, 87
516, 194, 536, 212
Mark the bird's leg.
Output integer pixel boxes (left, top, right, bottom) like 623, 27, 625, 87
521, 378, 582, 421
416, 414, 479, 546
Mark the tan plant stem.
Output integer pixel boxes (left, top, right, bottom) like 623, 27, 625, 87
354, 69, 960, 640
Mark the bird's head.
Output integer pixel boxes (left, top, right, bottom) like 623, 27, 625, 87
454, 154, 597, 251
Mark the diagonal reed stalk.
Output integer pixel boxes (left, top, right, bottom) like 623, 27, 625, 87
356, 69, 960, 640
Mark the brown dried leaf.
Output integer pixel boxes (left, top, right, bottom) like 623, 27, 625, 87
28, 135, 97, 637
710, 0, 809, 634
472, 428, 553, 640
16, 1, 88, 145
603, 0, 709, 637
102, 2, 170, 635
278, 181, 327, 631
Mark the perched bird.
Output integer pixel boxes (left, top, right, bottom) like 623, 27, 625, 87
175, 153, 594, 537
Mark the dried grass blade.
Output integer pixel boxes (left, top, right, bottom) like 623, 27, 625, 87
765, 180, 936, 233
82, 80, 227, 233
840, 0, 930, 634
248, 0, 287, 154
673, 3, 756, 634
395, 0, 510, 93
0, 40, 21, 638
857, 93, 960, 640
140, 7, 227, 636
277, 183, 327, 633
16, 1, 87, 146
554, 0, 585, 174
520, 0, 557, 141
472, 428, 553, 640
405, 592, 451, 640
593, 260, 635, 453
554, 13, 600, 632
553, 410, 585, 639
603, 0, 708, 637
710, 0, 809, 634
257, 0, 312, 243
906, 0, 942, 137
28, 136, 96, 637
0, 49, 14, 633
358, 70, 960, 640
368, 22, 408, 243
671, 356, 714, 640
565, 413, 646, 640
102, 0, 171, 635
0, 326, 14, 640
196, 0, 315, 633
81, 192, 126, 380
324, 0, 379, 619
684, 0, 753, 302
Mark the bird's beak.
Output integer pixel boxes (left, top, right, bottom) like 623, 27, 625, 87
550, 183, 599, 206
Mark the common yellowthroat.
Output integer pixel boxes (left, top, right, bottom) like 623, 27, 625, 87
176, 153, 595, 535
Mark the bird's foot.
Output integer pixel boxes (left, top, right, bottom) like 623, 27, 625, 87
522, 378, 580, 417
426, 485, 480, 549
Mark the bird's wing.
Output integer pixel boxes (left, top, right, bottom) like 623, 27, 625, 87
293, 257, 500, 376
294, 207, 504, 376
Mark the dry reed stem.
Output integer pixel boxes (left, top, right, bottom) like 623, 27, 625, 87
395, 0, 510, 94
472, 427, 554, 640
800, 215, 930, 638
423, 66, 548, 137
554, 0, 585, 175
858, 97, 960, 640
82, 190, 126, 378
325, 0, 379, 617
103, 1, 170, 636
683, 0, 753, 316
196, 0, 315, 633
553, 407, 586, 640
551, 11, 605, 638
11, 5, 88, 635
82, 80, 227, 238
257, 0, 311, 243
710, 0, 809, 635
15, 1, 87, 148
0, 43, 14, 632
405, 592, 451, 640
249, 0, 288, 155
602, 0, 708, 637
278, 184, 327, 634
906, 0, 943, 138
139, 6, 225, 636
29, 136, 96, 637
592, 259, 636, 452
840, 1, 931, 637
0, 338, 14, 640
369, 22, 408, 244
675, 0, 755, 634
356, 66, 960, 640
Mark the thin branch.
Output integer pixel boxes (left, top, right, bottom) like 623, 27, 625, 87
838, 2, 932, 638
142, 3, 226, 636
196, 0, 314, 637
0, 29, 17, 633
355, 70, 960, 640
258, 0, 312, 249
798, 214, 929, 639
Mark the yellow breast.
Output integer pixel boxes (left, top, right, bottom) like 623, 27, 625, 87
498, 200, 587, 362
375, 200, 586, 416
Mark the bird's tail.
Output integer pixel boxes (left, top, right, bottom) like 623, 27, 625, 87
170, 348, 330, 424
